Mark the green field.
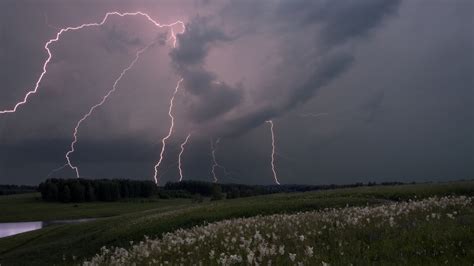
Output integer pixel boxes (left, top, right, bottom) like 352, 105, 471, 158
0, 193, 192, 223
0, 181, 473, 265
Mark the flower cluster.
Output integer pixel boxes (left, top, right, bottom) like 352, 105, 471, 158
84, 196, 472, 265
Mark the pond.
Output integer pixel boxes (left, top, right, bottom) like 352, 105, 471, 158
0, 218, 96, 239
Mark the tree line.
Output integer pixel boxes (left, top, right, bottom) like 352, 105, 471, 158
37, 178, 417, 203
165, 180, 414, 199
39, 178, 157, 202
0, 184, 37, 195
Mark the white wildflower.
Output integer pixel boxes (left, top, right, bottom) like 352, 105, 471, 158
279, 245, 285, 255
289, 253, 296, 262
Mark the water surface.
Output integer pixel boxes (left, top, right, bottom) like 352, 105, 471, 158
0, 218, 96, 239
0, 221, 43, 238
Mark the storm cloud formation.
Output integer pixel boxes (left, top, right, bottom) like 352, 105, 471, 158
168, 0, 401, 136
0, 0, 472, 185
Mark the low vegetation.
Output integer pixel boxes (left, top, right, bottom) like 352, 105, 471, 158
0, 181, 473, 265
85, 196, 473, 265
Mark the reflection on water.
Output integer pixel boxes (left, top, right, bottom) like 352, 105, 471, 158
0, 221, 43, 238
0, 218, 96, 239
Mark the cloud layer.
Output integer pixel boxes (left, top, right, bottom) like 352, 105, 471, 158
0, 0, 472, 184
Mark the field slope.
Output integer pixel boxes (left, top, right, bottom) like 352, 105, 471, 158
0, 181, 473, 265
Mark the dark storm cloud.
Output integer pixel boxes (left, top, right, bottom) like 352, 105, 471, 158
361, 90, 385, 123
0, 137, 157, 166
280, 52, 355, 112
182, 78, 243, 123
1, 0, 472, 185
277, 0, 401, 47
170, 16, 243, 126
213, 53, 355, 137
176, 0, 400, 136
171, 17, 231, 65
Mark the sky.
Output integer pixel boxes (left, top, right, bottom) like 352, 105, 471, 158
0, 0, 472, 185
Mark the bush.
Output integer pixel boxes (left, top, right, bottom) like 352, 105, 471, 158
192, 194, 204, 203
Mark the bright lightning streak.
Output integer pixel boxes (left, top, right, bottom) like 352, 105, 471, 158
65, 44, 152, 178
167, 28, 178, 48
0, 11, 286, 187
2, 11, 185, 180
266, 120, 281, 185
178, 133, 191, 182
210, 138, 221, 183
210, 138, 239, 183
210, 138, 233, 183
152, 26, 187, 185
153, 78, 184, 185
0, 11, 184, 115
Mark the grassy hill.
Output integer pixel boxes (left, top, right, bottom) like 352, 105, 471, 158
0, 181, 473, 265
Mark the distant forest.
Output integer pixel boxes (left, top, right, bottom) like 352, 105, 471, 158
37, 178, 412, 203
39, 179, 157, 202
0, 184, 37, 195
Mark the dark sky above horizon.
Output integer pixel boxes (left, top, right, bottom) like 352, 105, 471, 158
0, 0, 473, 185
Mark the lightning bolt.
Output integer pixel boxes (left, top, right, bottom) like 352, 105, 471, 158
4, 10, 289, 187
0, 12, 186, 180
210, 137, 232, 183
65, 44, 153, 178
178, 133, 191, 182
0, 11, 184, 115
167, 28, 178, 48
266, 120, 281, 185
2, 11, 284, 187
210, 138, 221, 183
153, 78, 184, 185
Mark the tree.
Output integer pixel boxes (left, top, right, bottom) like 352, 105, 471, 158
85, 185, 95, 202
211, 184, 224, 201
38, 178, 159, 202
227, 187, 241, 199
60, 185, 71, 203
42, 182, 59, 201
110, 182, 121, 201
120, 182, 130, 198
70, 182, 85, 202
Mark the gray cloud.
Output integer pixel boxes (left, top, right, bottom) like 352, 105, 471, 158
99, 24, 144, 54
361, 90, 385, 123
1, 0, 472, 185
171, 17, 231, 65
277, 0, 401, 47
174, 0, 400, 136
170, 17, 243, 129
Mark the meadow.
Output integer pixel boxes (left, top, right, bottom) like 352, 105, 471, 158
86, 196, 473, 265
0, 193, 191, 223
0, 181, 473, 265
